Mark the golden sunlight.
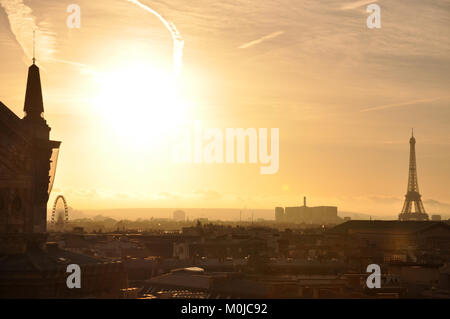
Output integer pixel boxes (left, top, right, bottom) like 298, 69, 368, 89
91, 63, 190, 148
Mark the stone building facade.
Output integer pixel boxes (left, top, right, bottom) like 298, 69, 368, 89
0, 61, 60, 253
0, 61, 129, 298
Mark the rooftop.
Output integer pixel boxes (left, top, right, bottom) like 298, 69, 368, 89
328, 220, 450, 235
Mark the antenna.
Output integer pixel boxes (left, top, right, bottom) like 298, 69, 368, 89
32, 30, 36, 64
412, 128, 414, 137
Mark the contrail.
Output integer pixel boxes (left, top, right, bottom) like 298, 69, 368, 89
360, 97, 443, 112
239, 31, 284, 49
0, 0, 55, 61
46, 58, 89, 68
127, 0, 184, 77
0, 0, 83, 70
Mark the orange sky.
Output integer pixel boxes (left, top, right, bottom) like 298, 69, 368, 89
0, 0, 449, 217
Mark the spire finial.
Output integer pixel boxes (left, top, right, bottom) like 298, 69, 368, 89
32, 30, 36, 64
412, 128, 414, 137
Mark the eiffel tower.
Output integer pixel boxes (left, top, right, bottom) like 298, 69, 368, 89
398, 130, 429, 221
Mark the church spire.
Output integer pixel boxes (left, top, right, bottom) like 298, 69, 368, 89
23, 62, 44, 120
24, 29, 45, 122
32, 30, 36, 65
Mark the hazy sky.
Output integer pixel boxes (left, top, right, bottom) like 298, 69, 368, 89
0, 0, 449, 217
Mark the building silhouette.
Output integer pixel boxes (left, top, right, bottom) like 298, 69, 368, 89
173, 210, 186, 222
0, 59, 128, 298
0, 59, 61, 250
399, 130, 429, 221
275, 197, 341, 224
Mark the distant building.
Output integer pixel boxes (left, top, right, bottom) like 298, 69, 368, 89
275, 198, 341, 224
275, 207, 284, 221
328, 220, 450, 252
196, 218, 209, 224
72, 226, 85, 233
431, 215, 442, 221
173, 210, 186, 222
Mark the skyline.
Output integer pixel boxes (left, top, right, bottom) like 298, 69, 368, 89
0, 0, 449, 216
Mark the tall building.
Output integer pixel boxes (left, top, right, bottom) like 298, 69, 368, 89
0, 59, 128, 298
173, 210, 186, 222
275, 207, 284, 222
0, 59, 61, 251
399, 130, 429, 221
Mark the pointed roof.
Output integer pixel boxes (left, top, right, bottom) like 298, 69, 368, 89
0, 101, 28, 141
23, 62, 44, 119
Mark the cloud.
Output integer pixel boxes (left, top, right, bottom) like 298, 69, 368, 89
238, 31, 285, 49
46, 58, 88, 68
194, 189, 222, 201
0, 0, 88, 71
74, 189, 98, 198
424, 199, 450, 209
366, 195, 402, 204
115, 193, 129, 199
340, 0, 378, 10
0, 0, 55, 61
360, 97, 443, 112
157, 192, 181, 200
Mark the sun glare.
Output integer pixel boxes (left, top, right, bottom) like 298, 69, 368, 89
92, 63, 189, 148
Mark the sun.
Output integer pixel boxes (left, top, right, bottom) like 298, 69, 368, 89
92, 62, 189, 148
